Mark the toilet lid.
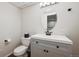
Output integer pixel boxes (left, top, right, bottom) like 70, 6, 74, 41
14, 45, 28, 53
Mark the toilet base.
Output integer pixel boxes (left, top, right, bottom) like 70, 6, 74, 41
9, 50, 30, 57
14, 53, 28, 57
8, 54, 16, 57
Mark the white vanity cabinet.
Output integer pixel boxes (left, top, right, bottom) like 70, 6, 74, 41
31, 34, 73, 57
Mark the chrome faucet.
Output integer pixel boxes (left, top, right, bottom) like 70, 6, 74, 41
45, 30, 52, 35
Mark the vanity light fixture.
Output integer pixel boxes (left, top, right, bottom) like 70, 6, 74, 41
40, 2, 58, 8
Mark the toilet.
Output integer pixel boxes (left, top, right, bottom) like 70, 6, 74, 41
13, 37, 30, 57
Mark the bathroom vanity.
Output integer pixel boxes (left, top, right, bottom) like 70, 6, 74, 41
31, 34, 73, 57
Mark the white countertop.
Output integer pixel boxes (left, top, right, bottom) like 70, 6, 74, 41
31, 34, 73, 45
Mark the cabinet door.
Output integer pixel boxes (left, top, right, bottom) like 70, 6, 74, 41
31, 42, 46, 57
39, 43, 71, 57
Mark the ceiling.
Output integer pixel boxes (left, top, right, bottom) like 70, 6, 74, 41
10, 2, 39, 9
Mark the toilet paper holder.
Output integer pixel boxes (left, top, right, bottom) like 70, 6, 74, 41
4, 40, 8, 43
4, 39, 11, 44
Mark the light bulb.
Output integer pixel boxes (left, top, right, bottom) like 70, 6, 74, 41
40, 2, 43, 7
46, 2, 50, 6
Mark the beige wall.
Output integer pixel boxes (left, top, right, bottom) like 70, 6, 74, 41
0, 3, 21, 56
53, 3, 79, 56
22, 2, 79, 56
22, 4, 42, 36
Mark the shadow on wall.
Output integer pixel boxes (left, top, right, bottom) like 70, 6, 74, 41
52, 2, 79, 56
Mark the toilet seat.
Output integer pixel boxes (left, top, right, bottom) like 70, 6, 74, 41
14, 45, 28, 56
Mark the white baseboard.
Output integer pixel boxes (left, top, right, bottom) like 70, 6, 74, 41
4, 52, 79, 57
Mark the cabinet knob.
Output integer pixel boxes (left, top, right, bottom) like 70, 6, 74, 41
44, 49, 49, 53
44, 49, 46, 52
56, 45, 59, 48
36, 41, 38, 44
46, 50, 48, 53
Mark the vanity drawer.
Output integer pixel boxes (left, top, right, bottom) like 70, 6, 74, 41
31, 38, 72, 50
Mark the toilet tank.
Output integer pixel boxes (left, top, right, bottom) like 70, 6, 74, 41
21, 37, 31, 46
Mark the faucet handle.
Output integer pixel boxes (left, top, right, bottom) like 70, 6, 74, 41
45, 30, 52, 35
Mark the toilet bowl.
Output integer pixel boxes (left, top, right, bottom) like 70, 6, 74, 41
14, 45, 28, 56
13, 37, 30, 56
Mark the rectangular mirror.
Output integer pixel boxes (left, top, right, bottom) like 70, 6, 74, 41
47, 13, 57, 31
